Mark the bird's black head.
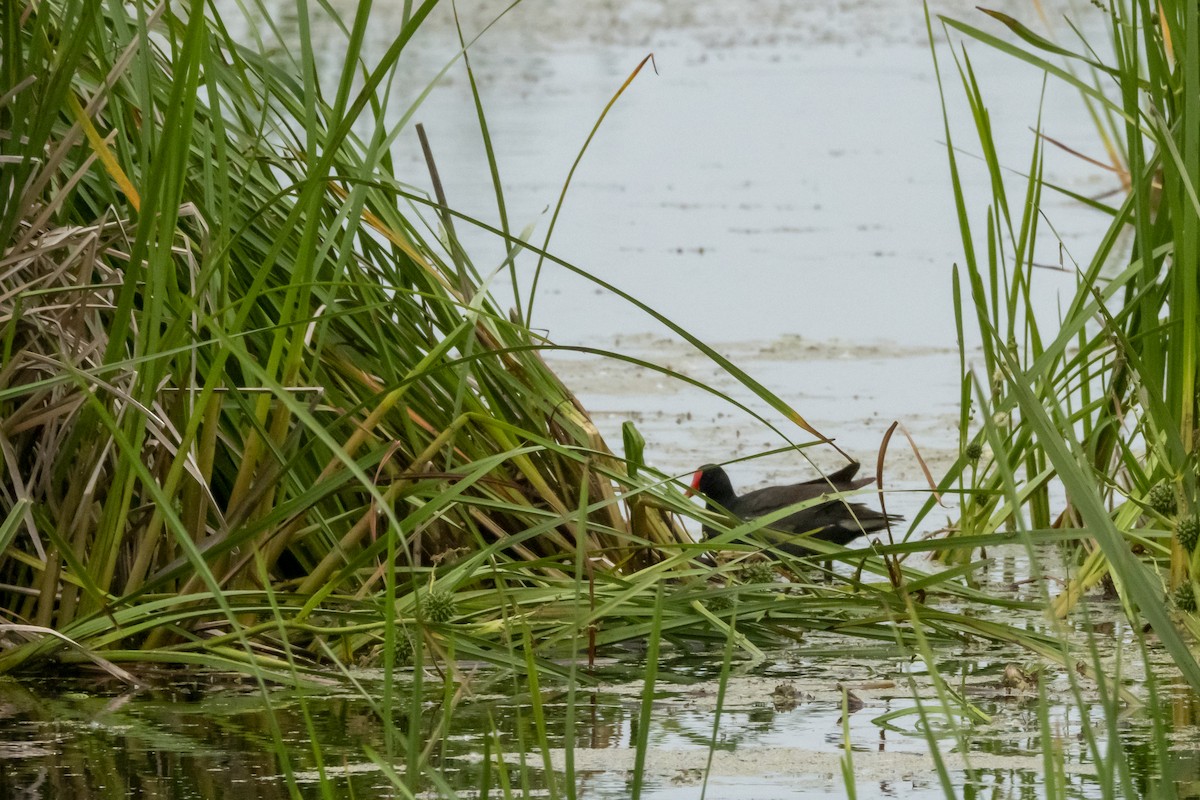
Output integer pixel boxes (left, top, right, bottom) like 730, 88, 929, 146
688, 464, 735, 503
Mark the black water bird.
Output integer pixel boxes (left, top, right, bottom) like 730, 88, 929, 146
685, 462, 899, 554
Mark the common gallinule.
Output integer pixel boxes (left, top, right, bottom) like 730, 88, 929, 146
686, 462, 899, 554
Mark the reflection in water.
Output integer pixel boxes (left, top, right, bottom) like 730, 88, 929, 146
0, 678, 296, 799
0, 624, 1196, 800
0, 674, 627, 798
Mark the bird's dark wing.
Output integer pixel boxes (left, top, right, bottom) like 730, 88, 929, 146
759, 502, 902, 553
783, 502, 897, 537
731, 473, 874, 517
729, 482, 830, 517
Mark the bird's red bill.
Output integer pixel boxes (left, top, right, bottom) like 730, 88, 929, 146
685, 469, 703, 497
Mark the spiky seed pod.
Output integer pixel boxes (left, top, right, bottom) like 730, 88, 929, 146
423, 590, 457, 623
739, 561, 777, 585
1176, 583, 1197, 613
707, 593, 734, 612
964, 441, 984, 463
394, 628, 414, 663
1147, 483, 1177, 517
1177, 515, 1200, 553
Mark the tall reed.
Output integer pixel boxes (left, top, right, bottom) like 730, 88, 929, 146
0, 0, 1098, 683
929, 1, 1200, 687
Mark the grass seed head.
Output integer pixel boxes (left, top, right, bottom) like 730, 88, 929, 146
1176, 583, 1197, 613
394, 627, 415, 663
1147, 483, 1177, 517
1177, 515, 1200, 552
964, 441, 984, 463
707, 593, 734, 612
424, 591, 457, 623
739, 560, 777, 585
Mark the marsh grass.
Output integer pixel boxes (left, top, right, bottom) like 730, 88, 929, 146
0, 0, 716, 677
927, 0, 1200, 688
0, 0, 1089, 686
898, 526, 1187, 800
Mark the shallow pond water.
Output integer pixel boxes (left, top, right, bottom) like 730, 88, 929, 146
2, 644, 1197, 798
4, 547, 1200, 799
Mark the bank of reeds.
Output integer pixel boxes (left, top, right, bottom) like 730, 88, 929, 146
0, 0, 725, 675
0, 0, 1135, 688
929, 0, 1200, 687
